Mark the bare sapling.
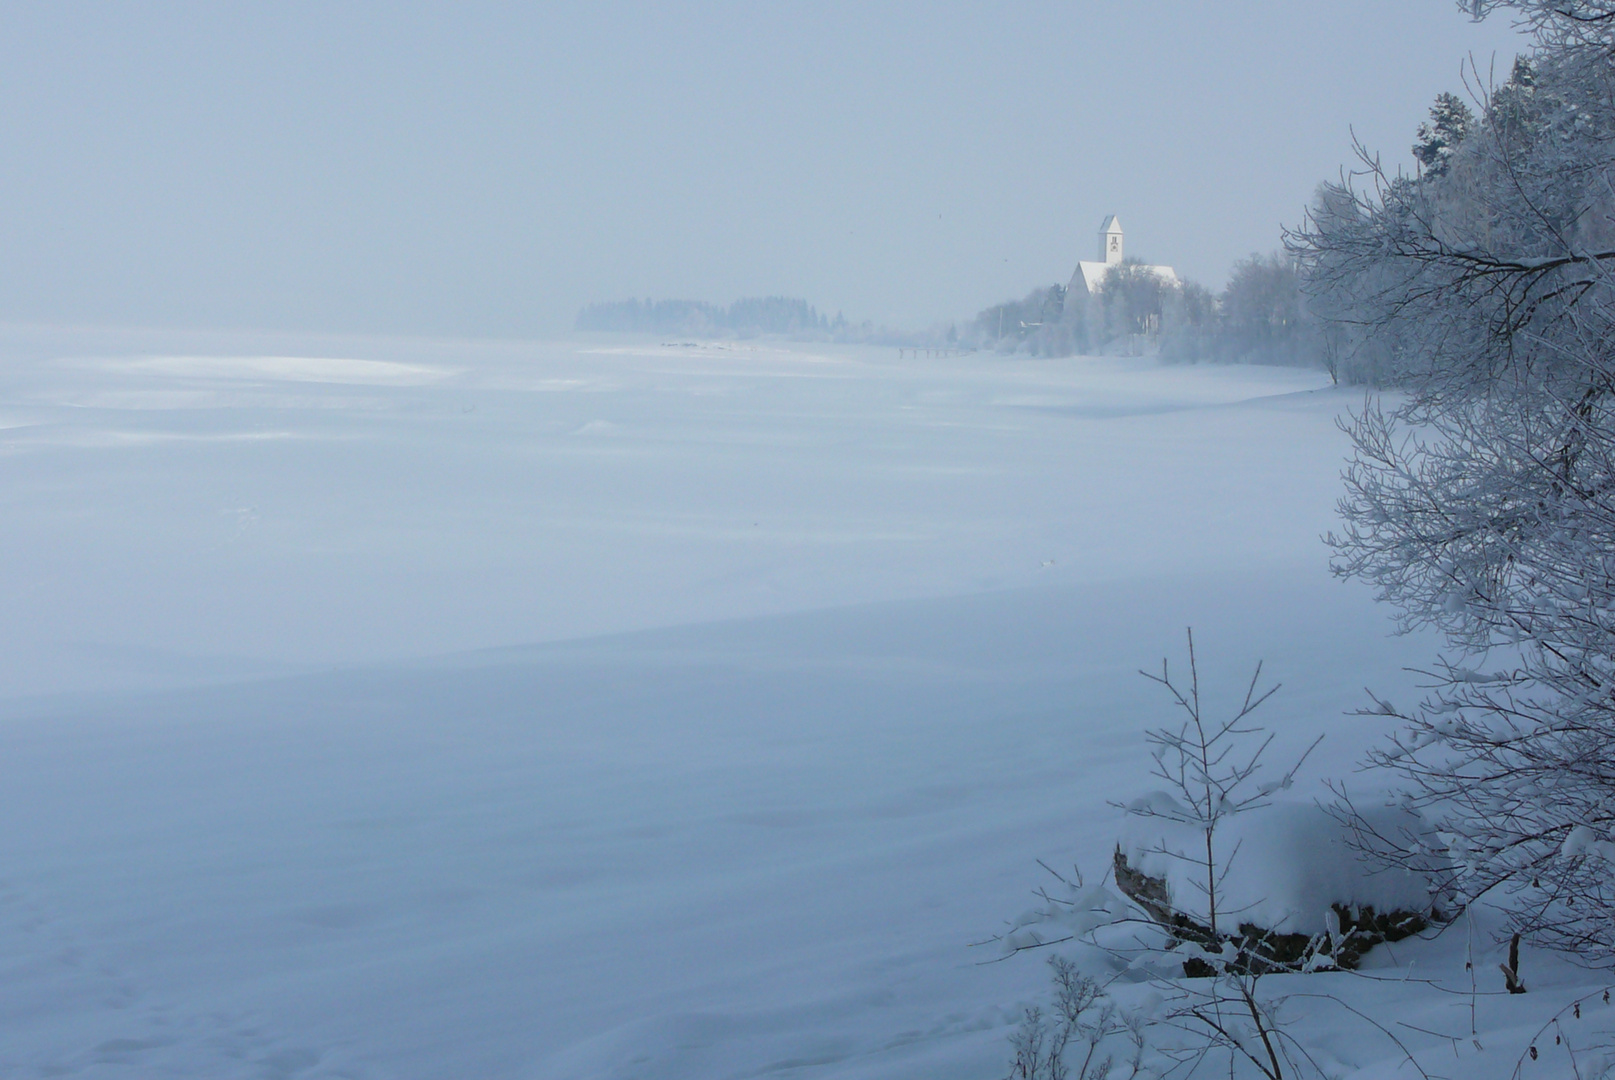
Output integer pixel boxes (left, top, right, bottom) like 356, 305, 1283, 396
1005, 955, 1144, 1080
1120, 628, 1320, 947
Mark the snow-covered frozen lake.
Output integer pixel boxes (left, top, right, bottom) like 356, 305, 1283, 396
0, 332, 1472, 1078
0, 329, 1344, 698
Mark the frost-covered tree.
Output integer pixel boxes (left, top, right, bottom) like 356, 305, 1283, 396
1412, 92, 1474, 177
1467, 0, 1615, 51
970, 285, 1069, 351
1293, 0, 1615, 960
1159, 278, 1218, 362
1096, 261, 1172, 340
1211, 253, 1316, 367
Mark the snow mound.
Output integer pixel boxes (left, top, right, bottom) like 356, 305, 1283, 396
1121, 800, 1444, 935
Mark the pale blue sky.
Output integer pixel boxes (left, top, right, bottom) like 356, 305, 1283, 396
0, 2, 1528, 336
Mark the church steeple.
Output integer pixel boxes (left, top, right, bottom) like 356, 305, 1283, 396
1099, 215, 1123, 264
1069, 213, 1174, 303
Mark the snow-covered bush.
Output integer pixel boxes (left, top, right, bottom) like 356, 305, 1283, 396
1118, 802, 1444, 960
996, 636, 1448, 1080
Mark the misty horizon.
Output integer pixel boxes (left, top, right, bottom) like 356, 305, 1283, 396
2, 3, 1528, 340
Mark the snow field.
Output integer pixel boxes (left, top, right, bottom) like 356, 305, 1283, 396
0, 332, 1580, 1079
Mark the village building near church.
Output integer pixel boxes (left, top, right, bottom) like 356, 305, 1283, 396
1066, 215, 1178, 299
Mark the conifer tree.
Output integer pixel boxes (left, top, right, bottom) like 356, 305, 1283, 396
1412, 91, 1473, 177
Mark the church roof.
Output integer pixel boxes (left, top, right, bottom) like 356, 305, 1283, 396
1068, 260, 1177, 297
1099, 214, 1122, 234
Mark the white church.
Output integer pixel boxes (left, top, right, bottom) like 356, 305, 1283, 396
1066, 215, 1177, 299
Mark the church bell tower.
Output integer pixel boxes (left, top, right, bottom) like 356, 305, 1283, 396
1099, 215, 1123, 265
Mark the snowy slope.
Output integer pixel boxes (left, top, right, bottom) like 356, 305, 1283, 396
2, 332, 1584, 1080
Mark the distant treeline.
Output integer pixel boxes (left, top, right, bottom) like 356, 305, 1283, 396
966, 252, 1317, 369
577, 296, 851, 337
